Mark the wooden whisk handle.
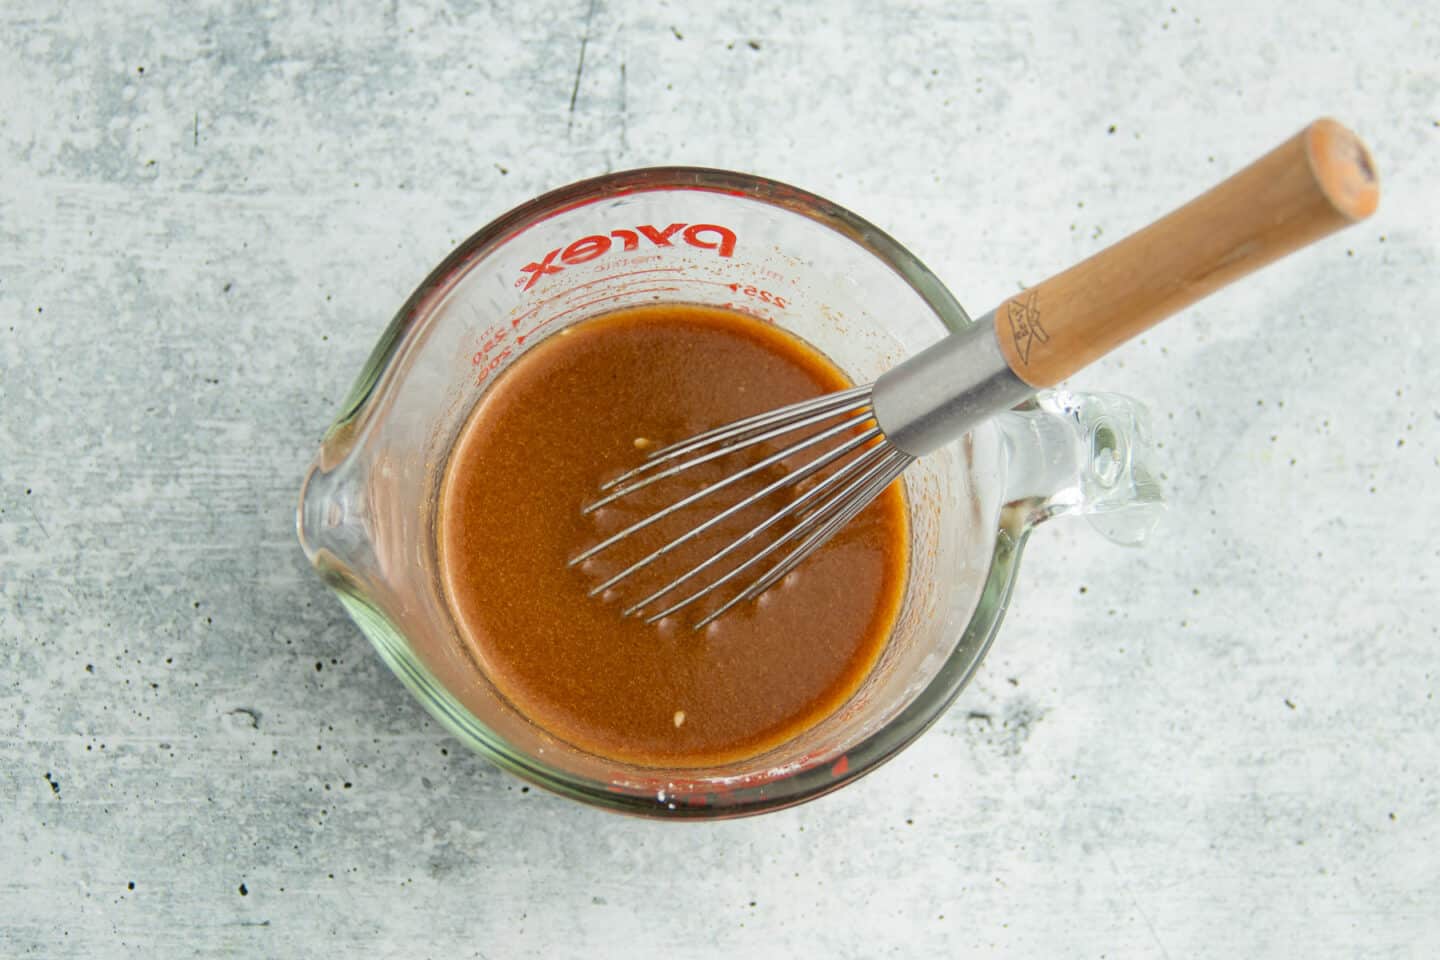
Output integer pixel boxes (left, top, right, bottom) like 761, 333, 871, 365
993, 117, 1380, 387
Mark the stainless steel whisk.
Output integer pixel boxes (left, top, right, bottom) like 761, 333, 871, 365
571, 384, 913, 628
572, 118, 1378, 626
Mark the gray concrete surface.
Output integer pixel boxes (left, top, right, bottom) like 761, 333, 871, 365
3, 2, 1437, 956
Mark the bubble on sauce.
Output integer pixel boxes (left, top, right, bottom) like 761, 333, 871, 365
755, 573, 800, 608
673, 710, 686, 728
633, 437, 654, 450
585, 504, 631, 538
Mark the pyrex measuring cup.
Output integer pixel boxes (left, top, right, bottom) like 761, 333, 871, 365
297, 169, 1163, 818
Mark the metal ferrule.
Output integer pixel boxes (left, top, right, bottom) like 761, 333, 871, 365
871, 312, 1033, 458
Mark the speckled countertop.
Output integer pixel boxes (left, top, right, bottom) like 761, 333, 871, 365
3, 3, 1438, 957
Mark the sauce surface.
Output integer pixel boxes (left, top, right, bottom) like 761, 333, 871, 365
438, 303, 907, 767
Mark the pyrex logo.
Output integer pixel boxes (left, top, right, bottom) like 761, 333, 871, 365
518, 222, 736, 290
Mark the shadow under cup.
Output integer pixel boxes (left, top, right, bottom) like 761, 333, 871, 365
298, 169, 1020, 818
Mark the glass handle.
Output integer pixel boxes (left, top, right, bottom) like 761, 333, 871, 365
994, 389, 1165, 546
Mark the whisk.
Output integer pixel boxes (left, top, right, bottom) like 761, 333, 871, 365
572, 118, 1378, 627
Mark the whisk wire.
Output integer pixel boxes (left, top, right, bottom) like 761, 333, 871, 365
574, 383, 914, 628
600, 385, 873, 492
649, 446, 909, 627
585, 425, 882, 598
688, 449, 912, 629
743, 452, 912, 597
569, 406, 877, 566
623, 441, 893, 618
585, 402, 874, 513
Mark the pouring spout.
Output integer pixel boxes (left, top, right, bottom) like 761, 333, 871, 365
296, 454, 374, 574
994, 390, 1166, 545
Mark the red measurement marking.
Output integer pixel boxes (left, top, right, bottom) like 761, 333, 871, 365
727, 282, 789, 309
473, 347, 513, 384
723, 301, 767, 320
679, 279, 752, 290
470, 327, 510, 365
540, 267, 684, 302
515, 286, 681, 344
480, 272, 781, 376
507, 268, 684, 332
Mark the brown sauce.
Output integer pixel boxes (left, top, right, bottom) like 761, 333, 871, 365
438, 303, 907, 767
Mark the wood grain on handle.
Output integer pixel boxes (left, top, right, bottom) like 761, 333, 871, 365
994, 118, 1379, 388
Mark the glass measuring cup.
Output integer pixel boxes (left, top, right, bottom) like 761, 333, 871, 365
296, 168, 1163, 818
